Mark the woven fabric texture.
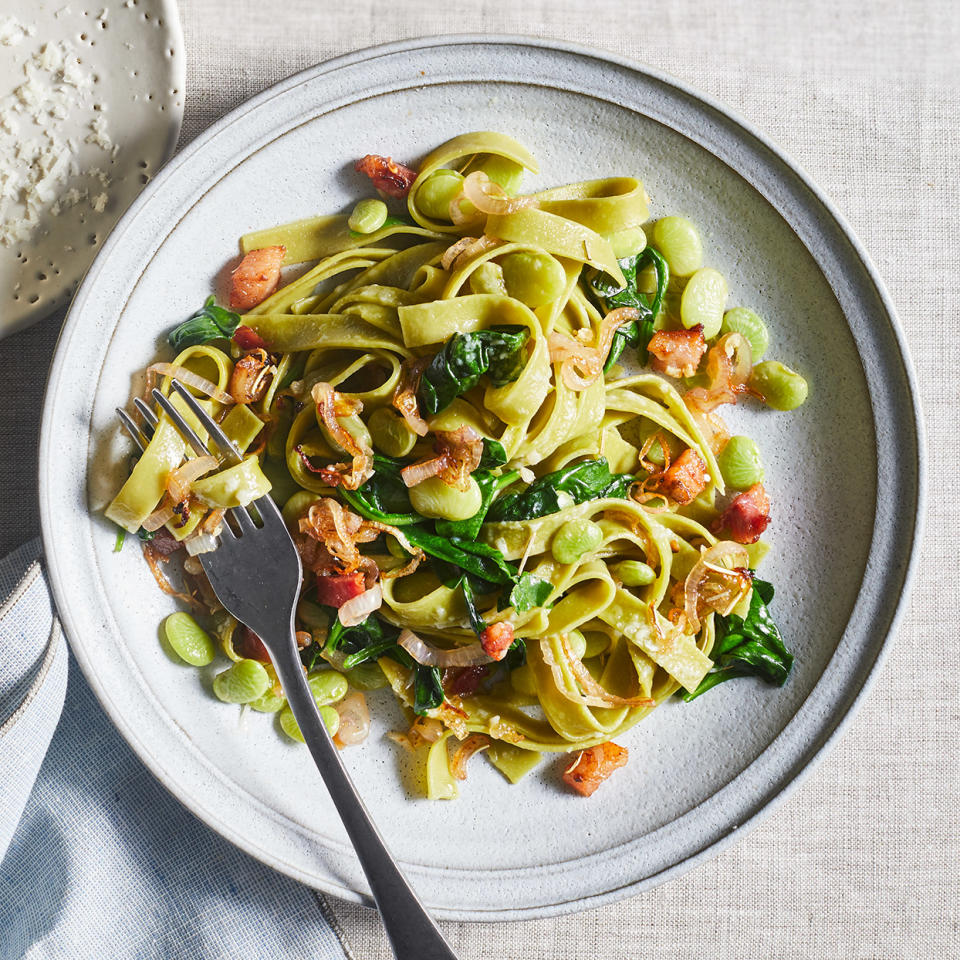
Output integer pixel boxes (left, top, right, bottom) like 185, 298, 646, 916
0, 0, 955, 956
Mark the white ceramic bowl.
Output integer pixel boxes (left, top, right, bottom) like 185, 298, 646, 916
39, 37, 923, 920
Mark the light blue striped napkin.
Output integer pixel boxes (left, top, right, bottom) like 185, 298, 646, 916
0, 539, 348, 960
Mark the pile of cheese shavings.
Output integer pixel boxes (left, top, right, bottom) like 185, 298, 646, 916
0, 13, 117, 248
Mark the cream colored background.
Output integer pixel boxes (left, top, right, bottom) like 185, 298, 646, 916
1, 0, 955, 956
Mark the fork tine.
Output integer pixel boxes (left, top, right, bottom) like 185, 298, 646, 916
151, 388, 210, 458
253, 494, 286, 530
170, 380, 242, 467
133, 396, 159, 431
232, 506, 257, 534
117, 407, 149, 452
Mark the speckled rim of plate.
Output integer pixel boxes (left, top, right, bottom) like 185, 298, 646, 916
39, 36, 925, 920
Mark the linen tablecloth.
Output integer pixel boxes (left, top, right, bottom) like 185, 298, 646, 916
1, 1, 956, 956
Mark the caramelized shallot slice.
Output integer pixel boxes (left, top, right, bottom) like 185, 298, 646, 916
548, 307, 639, 390
392, 357, 430, 437
682, 540, 752, 633
334, 691, 371, 747
451, 733, 492, 781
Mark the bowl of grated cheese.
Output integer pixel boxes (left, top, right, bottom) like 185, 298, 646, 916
0, 0, 184, 337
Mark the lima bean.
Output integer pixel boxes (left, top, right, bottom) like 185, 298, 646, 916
680, 268, 728, 339
348, 198, 388, 234
409, 475, 482, 521
417, 169, 464, 221
213, 659, 271, 704
551, 519, 603, 565
652, 216, 703, 276
368, 407, 417, 458
750, 360, 809, 411
718, 435, 765, 489
163, 612, 216, 666
721, 307, 769, 361
500, 251, 566, 307
280, 704, 340, 743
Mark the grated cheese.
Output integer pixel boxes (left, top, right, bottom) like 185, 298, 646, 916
0, 17, 116, 247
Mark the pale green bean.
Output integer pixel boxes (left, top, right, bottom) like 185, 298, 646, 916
500, 251, 566, 307
320, 412, 372, 457
718, 435, 765, 489
750, 360, 809, 411
652, 216, 703, 276
368, 407, 417, 458
609, 560, 656, 587
213, 659, 271, 704
551, 519, 603, 565
348, 198, 388, 234
469, 261, 507, 295
280, 704, 340, 742
163, 612, 215, 666
721, 307, 769, 360
417, 169, 464, 221
309, 670, 348, 705
409, 475, 482, 521
680, 267, 728, 339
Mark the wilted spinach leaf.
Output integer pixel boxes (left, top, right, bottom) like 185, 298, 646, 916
584, 246, 669, 370
486, 458, 636, 523
418, 326, 530, 416
168, 296, 243, 351
681, 575, 793, 701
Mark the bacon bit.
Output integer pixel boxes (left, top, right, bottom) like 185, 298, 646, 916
653, 447, 708, 505
400, 426, 484, 492
229, 349, 274, 404
648, 325, 707, 378
716, 482, 771, 544
451, 733, 491, 781
316, 571, 367, 608
233, 325, 269, 351
234, 624, 270, 662
149, 527, 183, 556
443, 664, 489, 698
562, 742, 629, 797
392, 357, 430, 437
480, 621, 515, 661
354, 154, 418, 198
229, 245, 285, 311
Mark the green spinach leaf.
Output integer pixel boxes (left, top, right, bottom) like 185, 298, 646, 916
509, 572, 553, 613
168, 296, 243, 351
341, 456, 420, 526
486, 458, 636, 523
418, 326, 530, 416
681, 576, 793, 701
584, 246, 669, 370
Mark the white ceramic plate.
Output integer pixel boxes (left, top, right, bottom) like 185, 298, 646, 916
39, 38, 923, 920
0, 0, 184, 336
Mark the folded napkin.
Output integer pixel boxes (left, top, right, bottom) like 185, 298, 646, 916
0, 539, 349, 960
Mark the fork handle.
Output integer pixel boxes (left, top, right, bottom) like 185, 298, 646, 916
267, 629, 459, 960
